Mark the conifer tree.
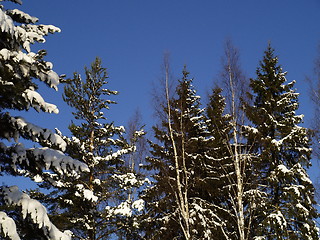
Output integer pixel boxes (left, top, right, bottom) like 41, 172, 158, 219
0, 1, 88, 239
204, 87, 236, 239
245, 45, 318, 239
205, 86, 258, 240
143, 67, 210, 239
42, 57, 147, 240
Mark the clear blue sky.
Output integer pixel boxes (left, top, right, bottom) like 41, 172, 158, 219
4, 1, 320, 186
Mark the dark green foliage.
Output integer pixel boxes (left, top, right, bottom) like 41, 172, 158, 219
245, 45, 318, 239
0, 2, 87, 239
204, 87, 237, 239
40, 57, 145, 240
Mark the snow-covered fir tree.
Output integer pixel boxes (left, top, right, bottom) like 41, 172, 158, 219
143, 67, 211, 239
0, 1, 89, 239
205, 86, 259, 240
204, 87, 237, 239
41, 57, 147, 240
245, 45, 319, 239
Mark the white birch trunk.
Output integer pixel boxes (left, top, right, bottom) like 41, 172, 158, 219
227, 49, 246, 240
164, 56, 191, 240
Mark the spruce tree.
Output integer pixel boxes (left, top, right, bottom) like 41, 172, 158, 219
245, 45, 318, 239
42, 57, 146, 240
204, 87, 237, 239
205, 87, 258, 240
0, 1, 88, 239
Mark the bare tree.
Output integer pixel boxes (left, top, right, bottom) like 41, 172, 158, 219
220, 39, 250, 122
309, 44, 320, 154
126, 108, 148, 175
151, 52, 177, 124
217, 39, 253, 240
308, 43, 320, 201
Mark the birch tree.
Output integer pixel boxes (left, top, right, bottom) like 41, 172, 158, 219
309, 43, 320, 159
216, 40, 254, 240
308, 43, 320, 201
143, 63, 208, 239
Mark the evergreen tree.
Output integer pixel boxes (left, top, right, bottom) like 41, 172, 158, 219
204, 87, 236, 239
245, 45, 318, 239
43, 57, 146, 240
205, 87, 258, 240
0, 1, 88, 239
143, 67, 210, 239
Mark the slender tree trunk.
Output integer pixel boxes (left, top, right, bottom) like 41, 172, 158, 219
88, 127, 96, 240
228, 56, 245, 240
164, 55, 190, 240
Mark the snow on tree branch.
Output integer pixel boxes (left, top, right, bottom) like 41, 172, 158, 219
113, 172, 150, 190
0, 211, 20, 240
23, 88, 59, 113
6, 9, 38, 24
74, 184, 98, 202
105, 199, 145, 218
0, 48, 60, 90
0, 8, 14, 35
1, 186, 72, 240
0, 143, 89, 178
4, 113, 66, 150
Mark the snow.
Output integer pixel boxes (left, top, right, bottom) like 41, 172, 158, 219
32, 147, 89, 175
0, 49, 34, 64
132, 199, 145, 211
23, 88, 59, 113
294, 164, 313, 185
44, 70, 60, 90
0, 212, 20, 240
83, 189, 98, 202
75, 184, 98, 202
0, 8, 14, 35
33, 174, 43, 183
93, 178, 101, 185
243, 125, 259, 134
103, 146, 135, 162
114, 173, 138, 189
296, 203, 309, 216
9, 115, 67, 151
285, 185, 303, 198
6, 9, 39, 23
105, 199, 145, 219
113, 201, 132, 217
277, 164, 290, 174
134, 129, 145, 138
106, 199, 145, 218
0, 30, 60, 89
0, 141, 89, 177
267, 210, 287, 231
115, 125, 125, 133
1, 186, 72, 240
0, 79, 14, 86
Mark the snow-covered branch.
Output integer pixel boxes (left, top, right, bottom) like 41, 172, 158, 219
3, 113, 66, 151
0, 142, 89, 178
1, 186, 72, 240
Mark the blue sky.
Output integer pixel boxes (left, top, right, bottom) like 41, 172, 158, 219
4, 1, 320, 186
